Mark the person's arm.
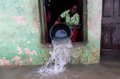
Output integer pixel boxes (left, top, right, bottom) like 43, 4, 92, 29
55, 10, 69, 24
74, 14, 80, 25
55, 16, 61, 24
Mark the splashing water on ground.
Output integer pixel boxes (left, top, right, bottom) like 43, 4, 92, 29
37, 37, 72, 75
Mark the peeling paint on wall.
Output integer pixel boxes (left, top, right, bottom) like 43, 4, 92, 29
0, 0, 45, 65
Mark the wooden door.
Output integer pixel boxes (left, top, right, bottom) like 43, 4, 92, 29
101, 0, 120, 55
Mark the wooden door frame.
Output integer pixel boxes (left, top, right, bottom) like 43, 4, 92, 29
39, 0, 88, 44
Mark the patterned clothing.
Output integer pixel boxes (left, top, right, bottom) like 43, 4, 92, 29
60, 10, 80, 28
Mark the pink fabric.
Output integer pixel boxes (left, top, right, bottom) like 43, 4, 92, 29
71, 26, 78, 42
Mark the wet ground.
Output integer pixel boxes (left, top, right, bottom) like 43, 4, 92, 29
0, 55, 120, 79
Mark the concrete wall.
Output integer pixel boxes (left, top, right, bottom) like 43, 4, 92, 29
0, 0, 102, 65
83, 0, 102, 64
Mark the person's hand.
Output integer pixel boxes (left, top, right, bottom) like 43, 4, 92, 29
55, 21, 59, 24
74, 25, 79, 29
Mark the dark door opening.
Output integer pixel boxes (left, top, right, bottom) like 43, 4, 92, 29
45, 0, 84, 43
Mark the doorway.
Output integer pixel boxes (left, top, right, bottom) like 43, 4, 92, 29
101, 0, 120, 61
45, 0, 84, 43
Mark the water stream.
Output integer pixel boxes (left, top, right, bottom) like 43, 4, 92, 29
38, 37, 72, 75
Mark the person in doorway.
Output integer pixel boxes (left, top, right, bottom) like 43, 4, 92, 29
55, 4, 80, 42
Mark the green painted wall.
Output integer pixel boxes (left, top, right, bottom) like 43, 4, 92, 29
0, 0, 102, 65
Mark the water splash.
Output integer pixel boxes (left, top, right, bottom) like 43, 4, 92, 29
38, 37, 72, 75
